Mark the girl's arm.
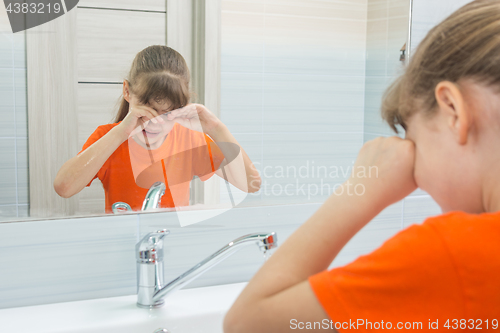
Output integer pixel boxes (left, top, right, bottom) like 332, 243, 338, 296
223, 136, 417, 333
166, 104, 262, 193
54, 98, 161, 198
53, 124, 129, 198
207, 122, 262, 193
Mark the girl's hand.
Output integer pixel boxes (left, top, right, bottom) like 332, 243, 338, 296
349, 136, 417, 210
164, 103, 221, 135
117, 95, 164, 139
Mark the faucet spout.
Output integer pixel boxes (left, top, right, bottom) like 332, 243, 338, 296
142, 182, 166, 210
136, 231, 277, 308
152, 232, 277, 303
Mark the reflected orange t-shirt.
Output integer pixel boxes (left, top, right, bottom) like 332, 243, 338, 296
309, 211, 500, 331
79, 122, 224, 213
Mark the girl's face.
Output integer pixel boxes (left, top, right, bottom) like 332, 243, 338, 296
133, 97, 176, 150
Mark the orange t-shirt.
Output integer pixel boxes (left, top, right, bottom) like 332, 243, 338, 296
79, 122, 224, 213
309, 211, 500, 331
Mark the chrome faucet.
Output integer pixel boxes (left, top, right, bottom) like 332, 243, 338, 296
136, 230, 278, 308
111, 182, 166, 214
111, 202, 132, 213
142, 182, 166, 210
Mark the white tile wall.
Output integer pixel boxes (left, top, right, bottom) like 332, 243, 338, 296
410, 0, 473, 52
0, 5, 28, 221
363, 0, 408, 140
221, 0, 368, 207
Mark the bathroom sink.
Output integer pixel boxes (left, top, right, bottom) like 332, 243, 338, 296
0, 282, 246, 333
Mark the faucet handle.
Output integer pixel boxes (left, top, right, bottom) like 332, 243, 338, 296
112, 202, 132, 214
136, 229, 170, 263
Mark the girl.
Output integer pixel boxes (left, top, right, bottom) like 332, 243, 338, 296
225, 1, 500, 331
54, 45, 261, 213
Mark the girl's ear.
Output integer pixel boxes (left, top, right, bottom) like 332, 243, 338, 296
435, 81, 471, 145
123, 80, 131, 103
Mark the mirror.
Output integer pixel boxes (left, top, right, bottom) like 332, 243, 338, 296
0, 0, 412, 223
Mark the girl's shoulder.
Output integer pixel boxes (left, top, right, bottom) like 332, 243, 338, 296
92, 122, 121, 137
81, 122, 122, 152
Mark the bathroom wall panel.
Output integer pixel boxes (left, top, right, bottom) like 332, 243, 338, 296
266, 0, 366, 21
0, 68, 14, 108
0, 5, 29, 221
0, 205, 17, 220
262, 74, 365, 133
410, 0, 472, 52
263, 14, 366, 76
77, 83, 123, 149
0, 33, 12, 69
220, 72, 263, 134
365, 19, 388, 77
16, 137, 28, 205
221, 3, 264, 74
367, 0, 387, 21
0, 214, 138, 309
14, 68, 27, 138
0, 138, 16, 206
388, 0, 408, 18
386, 16, 407, 77
27, 9, 79, 218
0, 106, 15, 138
0, 6, 12, 67
12, 31, 25, 68
78, 0, 166, 12
261, 132, 362, 205
222, 0, 368, 205
402, 195, 442, 228
363, 0, 408, 141
363, 76, 395, 137
77, 183, 106, 215
77, 8, 166, 83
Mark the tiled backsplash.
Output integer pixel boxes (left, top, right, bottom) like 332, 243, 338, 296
0, 200, 441, 309
0, 204, 320, 309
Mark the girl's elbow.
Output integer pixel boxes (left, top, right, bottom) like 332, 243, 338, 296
247, 176, 262, 193
224, 307, 251, 333
53, 177, 75, 198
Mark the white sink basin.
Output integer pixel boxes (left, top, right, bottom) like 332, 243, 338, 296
0, 283, 246, 333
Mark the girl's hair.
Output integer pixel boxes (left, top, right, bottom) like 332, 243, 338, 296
114, 45, 191, 123
382, 0, 500, 132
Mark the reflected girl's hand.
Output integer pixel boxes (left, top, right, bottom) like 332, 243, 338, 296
118, 95, 164, 138
164, 103, 221, 135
